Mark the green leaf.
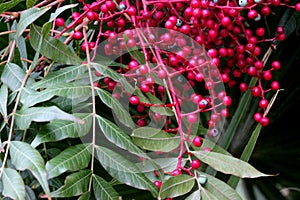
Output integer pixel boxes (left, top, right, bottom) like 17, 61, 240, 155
145, 92, 174, 116
132, 127, 180, 152
200, 188, 219, 200
15, 106, 84, 130
96, 88, 135, 129
193, 138, 232, 156
0, 84, 8, 121
159, 174, 195, 199
26, 0, 39, 8
91, 62, 123, 82
93, 174, 119, 200
46, 144, 92, 179
31, 113, 92, 148
96, 115, 147, 158
25, 186, 37, 200
191, 151, 272, 178
30, 24, 82, 65
136, 157, 182, 173
227, 124, 263, 188
0, 0, 24, 14
31, 65, 87, 89
1, 62, 35, 92
10, 141, 50, 195
185, 190, 201, 200
49, 4, 78, 22
78, 192, 91, 200
50, 170, 92, 197
15, 7, 50, 38
198, 172, 242, 200
95, 145, 158, 197
21, 83, 91, 108
2, 168, 25, 200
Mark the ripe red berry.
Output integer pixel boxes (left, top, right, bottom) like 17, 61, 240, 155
54, 18, 65, 27
137, 119, 147, 127
259, 99, 269, 109
251, 86, 261, 97
296, 3, 300, 12
86, 11, 98, 21
221, 16, 231, 27
129, 96, 140, 105
271, 81, 280, 90
239, 82, 248, 92
259, 116, 269, 126
222, 96, 232, 106
153, 180, 162, 189
271, 61, 281, 70
191, 159, 201, 169
187, 114, 198, 124
192, 136, 203, 147
73, 31, 83, 40
253, 112, 262, 122
263, 70, 272, 80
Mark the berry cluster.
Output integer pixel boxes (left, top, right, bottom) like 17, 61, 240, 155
39, 0, 300, 195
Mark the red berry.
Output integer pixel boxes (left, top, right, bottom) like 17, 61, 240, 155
271, 61, 281, 70
93, 82, 100, 88
259, 116, 269, 126
253, 112, 262, 122
137, 119, 147, 127
221, 16, 231, 27
86, 11, 98, 21
191, 159, 201, 169
251, 86, 261, 97
296, 3, 300, 12
256, 27, 265, 37
55, 18, 65, 27
127, 6, 137, 16
187, 114, 198, 124
271, 81, 280, 90
259, 99, 268, 109
192, 136, 203, 147
222, 96, 232, 106
239, 82, 248, 92
73, 31, 83, 40
261, 6, 271, 16
248, 10, 258, 19
129, 96, 140, 105
263, 70, 272, 80
153, 180, 162, 189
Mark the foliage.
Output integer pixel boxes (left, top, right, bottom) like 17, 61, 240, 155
0, 0, 299, 200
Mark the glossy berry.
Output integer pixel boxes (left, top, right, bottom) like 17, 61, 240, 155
129, 96, 140, 105
296, 3, 300, 12
222, 96, 232, 106
259, 99, 268, 109
259, 116, 269, 126
73, 31, 83, 40
153, 180, 162, 189
187, 114, 198, 124
251, 86, 261, 97
54, 18, 65, 27
253, 112, 262, 122
192, 136, 203, 147
271, 81, 280, 90
191, 159, 201, 169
